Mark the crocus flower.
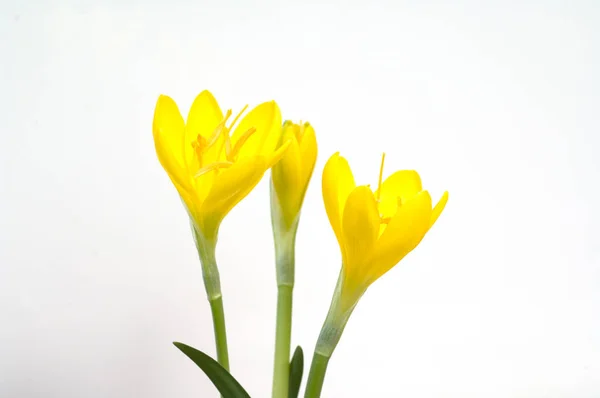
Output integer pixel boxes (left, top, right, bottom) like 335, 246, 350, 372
271, 121, 318, 232
304, 152, 448, 397
317, 152, 448, 356
153, 90, 289, 370
269, 121, 317, 398
153, 90, 288, 245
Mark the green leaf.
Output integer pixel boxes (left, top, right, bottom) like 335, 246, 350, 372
288, 345, 304, 398
173, 342, 251, 398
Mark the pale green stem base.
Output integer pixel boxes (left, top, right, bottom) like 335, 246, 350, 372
192, 225, 230, 374
303, 270, 364, 398
270, 180, 301, 398
272, 285, 293, 398
304, 353, 330, 398
209, 296, 230, 371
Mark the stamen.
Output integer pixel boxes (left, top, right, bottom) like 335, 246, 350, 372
194, 161, 234, 178
224, 136, 233, 162
229, 127, 257, 160
189, 106, 252, 170
208, 109, 232, 143
215, 109, 234, 161
228, 105, 248, 131
376, 152, 386, 202
222, 109, 233, 125
205, 123, 225, 149
266, 139, 292, 168
194, 109, 233, 157
191, 135, 208, 162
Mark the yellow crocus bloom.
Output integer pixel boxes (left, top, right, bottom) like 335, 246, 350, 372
153, 90, 289, 370
153, 90, 288, 245
270, 121, 317, 398
315, 152, 448, 356
271, 121, 318, 232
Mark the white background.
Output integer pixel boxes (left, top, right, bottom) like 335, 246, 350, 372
1, 1, 599, 397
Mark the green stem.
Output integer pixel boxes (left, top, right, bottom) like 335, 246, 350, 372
272, 284, 293, 398
270, 178, 303, 398
303, 271, 363, 398
192, 226, 230, 372
303, 353, 330, 398
209, 296, 230, 371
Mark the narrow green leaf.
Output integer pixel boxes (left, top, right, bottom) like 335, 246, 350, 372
288, 345, 304, 398
173, 342, 251, 398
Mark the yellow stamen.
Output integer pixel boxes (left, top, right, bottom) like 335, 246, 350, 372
194, 161, 233, 178
191, 110, 233, 165
228, 127, 257, 161
222, 109, 233, 125
190, 106, 252, 168
206, 109, 232, 147
376, 152, 386, 202
205, 123, 225, 149
266, 139, 292, 168
220, 110, 234, 157
191, 135, 208, 160
228, 105, 248, 131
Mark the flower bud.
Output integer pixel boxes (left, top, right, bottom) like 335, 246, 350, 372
270, 121, 317, 231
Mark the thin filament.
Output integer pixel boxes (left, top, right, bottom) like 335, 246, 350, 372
376, 152, 386, 202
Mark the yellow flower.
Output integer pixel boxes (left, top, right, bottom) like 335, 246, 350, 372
311, 152, 448, 358
271, 121, 318, 230
153, 90, 289, 243
322, 152, 448, 309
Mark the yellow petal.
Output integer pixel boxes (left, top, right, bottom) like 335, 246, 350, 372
322, 153, 356, 252
186, 90, 223, 138
277, 122, 302, 185
231, 101, 282, 159
198, 156, 267, 239
341, 186, 380, 277
375, 170, 422, 219
152, 95, 190, 193
258, 102, 283, 157
367, 190, 433, 284
431, 191, 449, 227
298, 123, 318, 190
184, 90, 224, 170
271, 121, 317, 229
271, 129, 301, 216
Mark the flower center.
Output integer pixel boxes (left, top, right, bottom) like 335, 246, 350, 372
192, 105, 257, 178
